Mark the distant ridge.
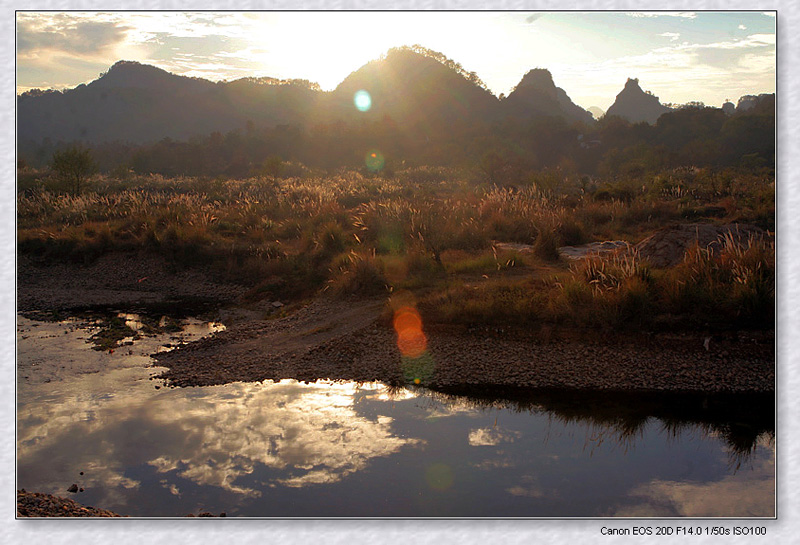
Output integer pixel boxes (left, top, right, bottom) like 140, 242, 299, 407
18, 49, 600, 146
605, 78, 671, 124
502, 68, 595, 126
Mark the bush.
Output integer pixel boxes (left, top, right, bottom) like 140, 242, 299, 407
326, 251, 390, 296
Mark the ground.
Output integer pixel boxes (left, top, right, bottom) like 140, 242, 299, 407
17, 490, 123, 517
17, 249, 774, 395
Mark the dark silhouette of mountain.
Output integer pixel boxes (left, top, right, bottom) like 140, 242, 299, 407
722, 101, 736, 115
328, 46, 499, 132
17, 60, 323, 146
735, 93, 774, 114
18, 50, 597, 150
501, 68, 595, 126
605, 78, 671, 125
17, 51, 774, 176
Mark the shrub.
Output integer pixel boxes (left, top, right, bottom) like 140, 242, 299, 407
326, 251, 390, 296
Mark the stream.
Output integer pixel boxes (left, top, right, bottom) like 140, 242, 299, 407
16, 312, 774, 518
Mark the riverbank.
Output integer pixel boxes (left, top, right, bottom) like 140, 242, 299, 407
153, 296, 774, 394
18, 251, 774, 395
16, 490, 123, 517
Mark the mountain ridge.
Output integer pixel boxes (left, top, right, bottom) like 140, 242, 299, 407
18, 48, 597, 147
605, 78, 672, 125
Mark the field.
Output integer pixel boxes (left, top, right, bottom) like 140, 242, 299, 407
18, 163, 775, 335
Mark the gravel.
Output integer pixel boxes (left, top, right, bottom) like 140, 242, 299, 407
17, 252, 247, 311
154, 298, 774, 394
16, 490, 123, 517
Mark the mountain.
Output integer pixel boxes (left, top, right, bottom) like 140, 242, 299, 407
19, 50, 601, 152
17, 60, 323, 146
736, 93, 775, 114
588, 106, 605, 120
605, 78, 671, 125
501, 68, 595, 126
329, 46, 499, 132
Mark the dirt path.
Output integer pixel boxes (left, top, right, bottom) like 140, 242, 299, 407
154, 296, 390, 385
18, 251, 774, 395
17, 252, 247, 311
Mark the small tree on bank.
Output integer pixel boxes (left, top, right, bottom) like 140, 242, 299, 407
51, 146, 96, 195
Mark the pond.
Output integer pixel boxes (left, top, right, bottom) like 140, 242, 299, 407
16, 313, 775, 518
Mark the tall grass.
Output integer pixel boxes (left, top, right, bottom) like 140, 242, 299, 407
18, 166, 774, 327
663, 233, 774, 326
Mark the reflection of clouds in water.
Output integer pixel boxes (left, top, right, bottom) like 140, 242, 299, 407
19, 365, 422, 501
506, 475, 545, 498
144, 381, 422, 494
473, 457, 513, 470
421, 400, 482, 420
468, 427, 521, 446
615, 433, 774, 517
18, 314, 423, 504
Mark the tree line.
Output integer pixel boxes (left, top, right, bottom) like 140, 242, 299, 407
25, 94, 773, 191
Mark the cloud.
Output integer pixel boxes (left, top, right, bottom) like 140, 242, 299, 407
626, 12, 697, 19
659, 32, 680, 42
506, 475, 546, 498
468, 427, 521, 446
552, 27, 774, 110
17, 17, 129, 57
613, 435, 774, 517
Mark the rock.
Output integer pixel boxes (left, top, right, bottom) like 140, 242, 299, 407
558, 240, 629, 260
605, 78, 671, 124
636, 223, 768, 268
67, 484, 78, 493
271, 301, 284, 308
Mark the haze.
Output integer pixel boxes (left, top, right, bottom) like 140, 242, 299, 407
16, 11, 776, 111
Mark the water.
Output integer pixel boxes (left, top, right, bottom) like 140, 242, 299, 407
16, 314, 774, 518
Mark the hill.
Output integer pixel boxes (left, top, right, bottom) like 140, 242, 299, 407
605, 78, 672, 124
501, 68, 595, 126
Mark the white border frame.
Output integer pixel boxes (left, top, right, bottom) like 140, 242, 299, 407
3, 2, 795, 544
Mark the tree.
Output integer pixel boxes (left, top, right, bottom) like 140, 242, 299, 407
261, 155, 284, 179
51, 146, 95, 195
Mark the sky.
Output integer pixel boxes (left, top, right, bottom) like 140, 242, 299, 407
16, 11, 776, 111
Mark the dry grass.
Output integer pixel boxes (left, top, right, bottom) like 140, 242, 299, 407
18, 166, 774, 329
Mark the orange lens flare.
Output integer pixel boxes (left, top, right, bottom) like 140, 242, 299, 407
393, 306, 427, 358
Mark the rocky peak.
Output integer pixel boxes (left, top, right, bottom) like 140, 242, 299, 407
504, 68, 594, 125
515, 69, 558, 98
90, 60, 214, 93
605, 78, 671, 124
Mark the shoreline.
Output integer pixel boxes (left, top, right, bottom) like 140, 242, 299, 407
152, 297, 774, 395
18, 255, 775, 396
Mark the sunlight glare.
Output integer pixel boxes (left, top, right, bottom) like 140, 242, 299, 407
354, 90, 372, 111
365, 149, 385, 172
393, 306, 426, 359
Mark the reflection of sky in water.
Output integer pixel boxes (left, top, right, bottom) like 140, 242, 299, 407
17, 315, 774, 517
144, 381, 422, 494
614, 435, 775, 517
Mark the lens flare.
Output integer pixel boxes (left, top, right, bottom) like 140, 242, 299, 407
354, 90, 372, 112
401, 352, 435, 385
425, 463, 454, 491
393, 306, 426, 358
365, 149, 385, 172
